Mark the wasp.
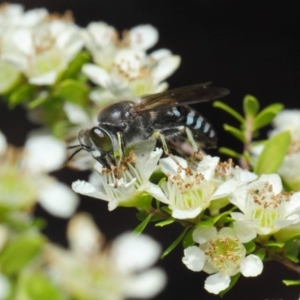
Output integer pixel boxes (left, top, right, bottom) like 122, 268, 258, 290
68, 83, 229, 169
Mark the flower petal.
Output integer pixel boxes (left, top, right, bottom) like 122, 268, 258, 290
67, 213, 104, 256
124, 268, 166, 299
11, 28, 34, 55
193, 227, 217, 244
63, 102, 90, 125
129, 24, 158, 50
29, 71, 58, 85
197, 155, 219, 181
182, 246, 205, 271
110, 233, 161, 274
38, 181, 79, 218
159, 156, 187, 176
0, 131, 7, 155
285, 192, 300, 217
259, 174, 282, 195
240, 254, 263, 277
233, 221, 257, 243
146, 183, 169, 204
82, 63, 110, 88
204, 272, 231, 294
172, 207, 201, 220
0, 273, 10, 300
24, 133, 66, 173
72, 180, 111, 202
152, 55, 181, 84
211, 179, 238, 200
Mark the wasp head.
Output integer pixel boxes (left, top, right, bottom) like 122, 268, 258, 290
67, 127, 116, 169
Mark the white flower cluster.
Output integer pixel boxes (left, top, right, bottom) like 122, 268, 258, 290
82, 22, 180, 102
270, 110, 300, 190
72, 140, 300, 294
0, 3, 180, 101
0, 130, 78, 217
45, 213, 166, 300
0, 3, 83, 88
251, 110, 300, 191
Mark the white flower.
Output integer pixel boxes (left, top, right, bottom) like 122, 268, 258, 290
270, 110, 300, 186
72, 140, 163, 210
0, 3, 47, 28
1, 12, 83, 85
252, 109, 300, 191
182, 226, 262, 294
45, 213, 166, 299
127, 24, 159, 50
81, 22, 180, 102
0, 131, 79, 217
229, 174, 300, 235
0, 131, 7, 155
214, 158, 258, 183
0, 273, 10, 300
152, 155, 239, 220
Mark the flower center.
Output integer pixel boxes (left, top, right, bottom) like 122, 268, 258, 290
246, 182, 293, 229
201, 236, 245, 276
165, 167, 216, 211
0, 155, 37, 209
288, 135, 300, 154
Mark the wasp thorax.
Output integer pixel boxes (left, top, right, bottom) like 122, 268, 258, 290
90, 127, 113, 152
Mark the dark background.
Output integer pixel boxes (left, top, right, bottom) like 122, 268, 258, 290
1, 0, 300, 299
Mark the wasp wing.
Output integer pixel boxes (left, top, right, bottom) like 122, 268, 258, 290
133, 83, 229, 114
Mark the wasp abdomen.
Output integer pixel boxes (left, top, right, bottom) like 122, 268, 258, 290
179, 106, 217, 148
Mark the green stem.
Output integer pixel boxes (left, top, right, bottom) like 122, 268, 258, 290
240, 116, 253, 170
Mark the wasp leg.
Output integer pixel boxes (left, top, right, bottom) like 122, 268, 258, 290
151, 131, 171, 155
112, 132, 126, 178
152, 125, 204, 160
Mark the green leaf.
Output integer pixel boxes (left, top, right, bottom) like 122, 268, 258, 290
253, 103, 284, 130
51, 120, 72, 139
253, 131, 291, 175
60, 51, 90, 80
213, 101, 244, 123
265, 241, 285, 248
133, 214, 152, 235
283, 234, 300, 262
161, 206, 172, 215
155, 218, 175, 227
28, 94, 49, 109
18, 271, 66, 300
197, 218, 215, 228
53, 79, 88, 106
161, 227, 189, 258
136, 211, 162, 222
0, 234, 45, 276
243, 241, 256, 254
219, 147, 242, 159
254, 248, 266, 260
182, 228, 195, 248
243, 94, 259, 117
197, 211, 232, 228
8, 84, 36, 108
223, 124, 245, 142
285, 254, 299, 263
283, 279, 300, 286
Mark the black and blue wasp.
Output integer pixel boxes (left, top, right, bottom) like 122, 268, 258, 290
68, 83, 229, 169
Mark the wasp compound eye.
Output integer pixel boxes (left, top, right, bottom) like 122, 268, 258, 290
89, 127, 113, 152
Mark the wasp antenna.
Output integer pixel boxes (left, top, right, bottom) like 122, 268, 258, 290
67, 144, 82, 150
63, 147, 84, 168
